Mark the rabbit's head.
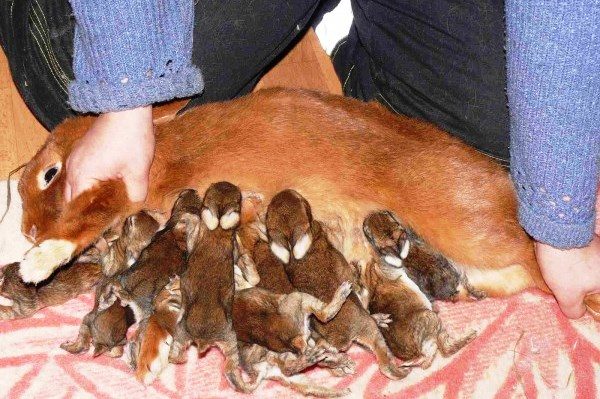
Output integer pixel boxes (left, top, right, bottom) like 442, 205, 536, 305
18, 117, 93, 243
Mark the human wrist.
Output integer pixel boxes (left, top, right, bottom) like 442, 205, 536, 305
97, 106, 154, 137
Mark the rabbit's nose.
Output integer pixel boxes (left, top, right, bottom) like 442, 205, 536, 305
24, 225, 37, 243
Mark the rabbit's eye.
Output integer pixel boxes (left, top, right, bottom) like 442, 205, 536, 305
44, 167, 58, 184
37, 162, 62, 190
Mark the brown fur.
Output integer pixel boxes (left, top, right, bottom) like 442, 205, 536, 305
130, 276, 182, 385
360, 260, 476, 367
169, 183, 257, 393
0, 261, 101, 320
25, 88, 600, 314
266, 189, 409, 380
99, 193, 194, 322
363, 211, 485, 301
233, 282, 351, 354
236, 233, 357, 376
60, 277, 135, 357
61, 212, 158, 357
101, 211, 160, 277
253, 240, 295, 294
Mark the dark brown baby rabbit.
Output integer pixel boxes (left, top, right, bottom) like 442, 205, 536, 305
363, 211, 485, 302
99, 191, 197, 322
169, 182, 258, 393
266, 189, 409, 380
0, 261, 101, 320
61, 280, 135, 357
61, 212, 158, 356
358, 259, 477, 368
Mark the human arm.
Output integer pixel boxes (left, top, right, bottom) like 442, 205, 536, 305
506, 0, 600, 317
65, 0, 203, 202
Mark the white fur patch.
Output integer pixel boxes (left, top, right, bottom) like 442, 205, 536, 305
144, 334, 173, 385
220, 211, 240, 230
234, 264, 254, 290
270, 242, 290, 264
0, 295, 14, 307
400, 239, 410, 259
201, 208, 219, 230
19, 239, 76, 283
292, 233, 312, 260
383, 255, 403, 268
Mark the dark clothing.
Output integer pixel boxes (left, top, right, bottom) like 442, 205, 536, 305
333, 0, 509, 163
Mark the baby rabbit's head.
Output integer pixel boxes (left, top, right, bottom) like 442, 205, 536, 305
265, 189, 314, 264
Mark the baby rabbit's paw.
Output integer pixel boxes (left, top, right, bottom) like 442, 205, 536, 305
0, 305, 17, 320
371, 313, 392, 328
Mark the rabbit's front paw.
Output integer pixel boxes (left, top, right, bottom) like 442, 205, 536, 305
20, 239, 76, 284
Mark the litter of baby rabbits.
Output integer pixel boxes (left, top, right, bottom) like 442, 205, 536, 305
0, 182, 480, 397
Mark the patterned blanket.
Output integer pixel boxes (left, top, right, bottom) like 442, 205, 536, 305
2, 181, 599, 398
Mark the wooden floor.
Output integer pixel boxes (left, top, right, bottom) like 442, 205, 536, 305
0, 28, 340, 176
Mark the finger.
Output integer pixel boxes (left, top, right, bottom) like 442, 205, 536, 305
554, 292, 587, 319
123, 173, 148, 203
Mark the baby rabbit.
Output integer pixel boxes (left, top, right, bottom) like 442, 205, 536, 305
99, 191, 197, 322
61, 280, 135, 357
358, 259, 477, 368
129, 276, 183, 385
363, 211, 485, 302
238, 343, 350, 398
61, 211, 158, 356
100, 211, 160, 277
169, 182, 257, 393
0, 261, 101, 320
234, 232, 356, 376
266, 189, 408, 380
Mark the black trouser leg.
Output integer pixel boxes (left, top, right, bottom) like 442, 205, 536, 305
333, 0, 509, 164
186, 0, 322, 108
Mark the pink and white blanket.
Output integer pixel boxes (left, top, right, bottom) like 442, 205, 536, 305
1, 181, 599, 398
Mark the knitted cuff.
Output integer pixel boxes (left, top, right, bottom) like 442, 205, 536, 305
68, 0, 201, 113
69, 65, 203, 113
517, 195, 595, 249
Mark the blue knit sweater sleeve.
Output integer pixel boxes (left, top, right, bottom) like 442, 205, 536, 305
68, 0, 203, 113
506, 0, 600, 249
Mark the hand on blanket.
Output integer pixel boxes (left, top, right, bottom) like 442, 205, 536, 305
536, 236, 600, 319
64, 106, 155, 203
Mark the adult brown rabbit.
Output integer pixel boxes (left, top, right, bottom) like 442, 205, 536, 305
18, 88, 593, 314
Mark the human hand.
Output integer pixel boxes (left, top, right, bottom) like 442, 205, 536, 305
536, 236, 600, 319
65, 106, 155, 203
